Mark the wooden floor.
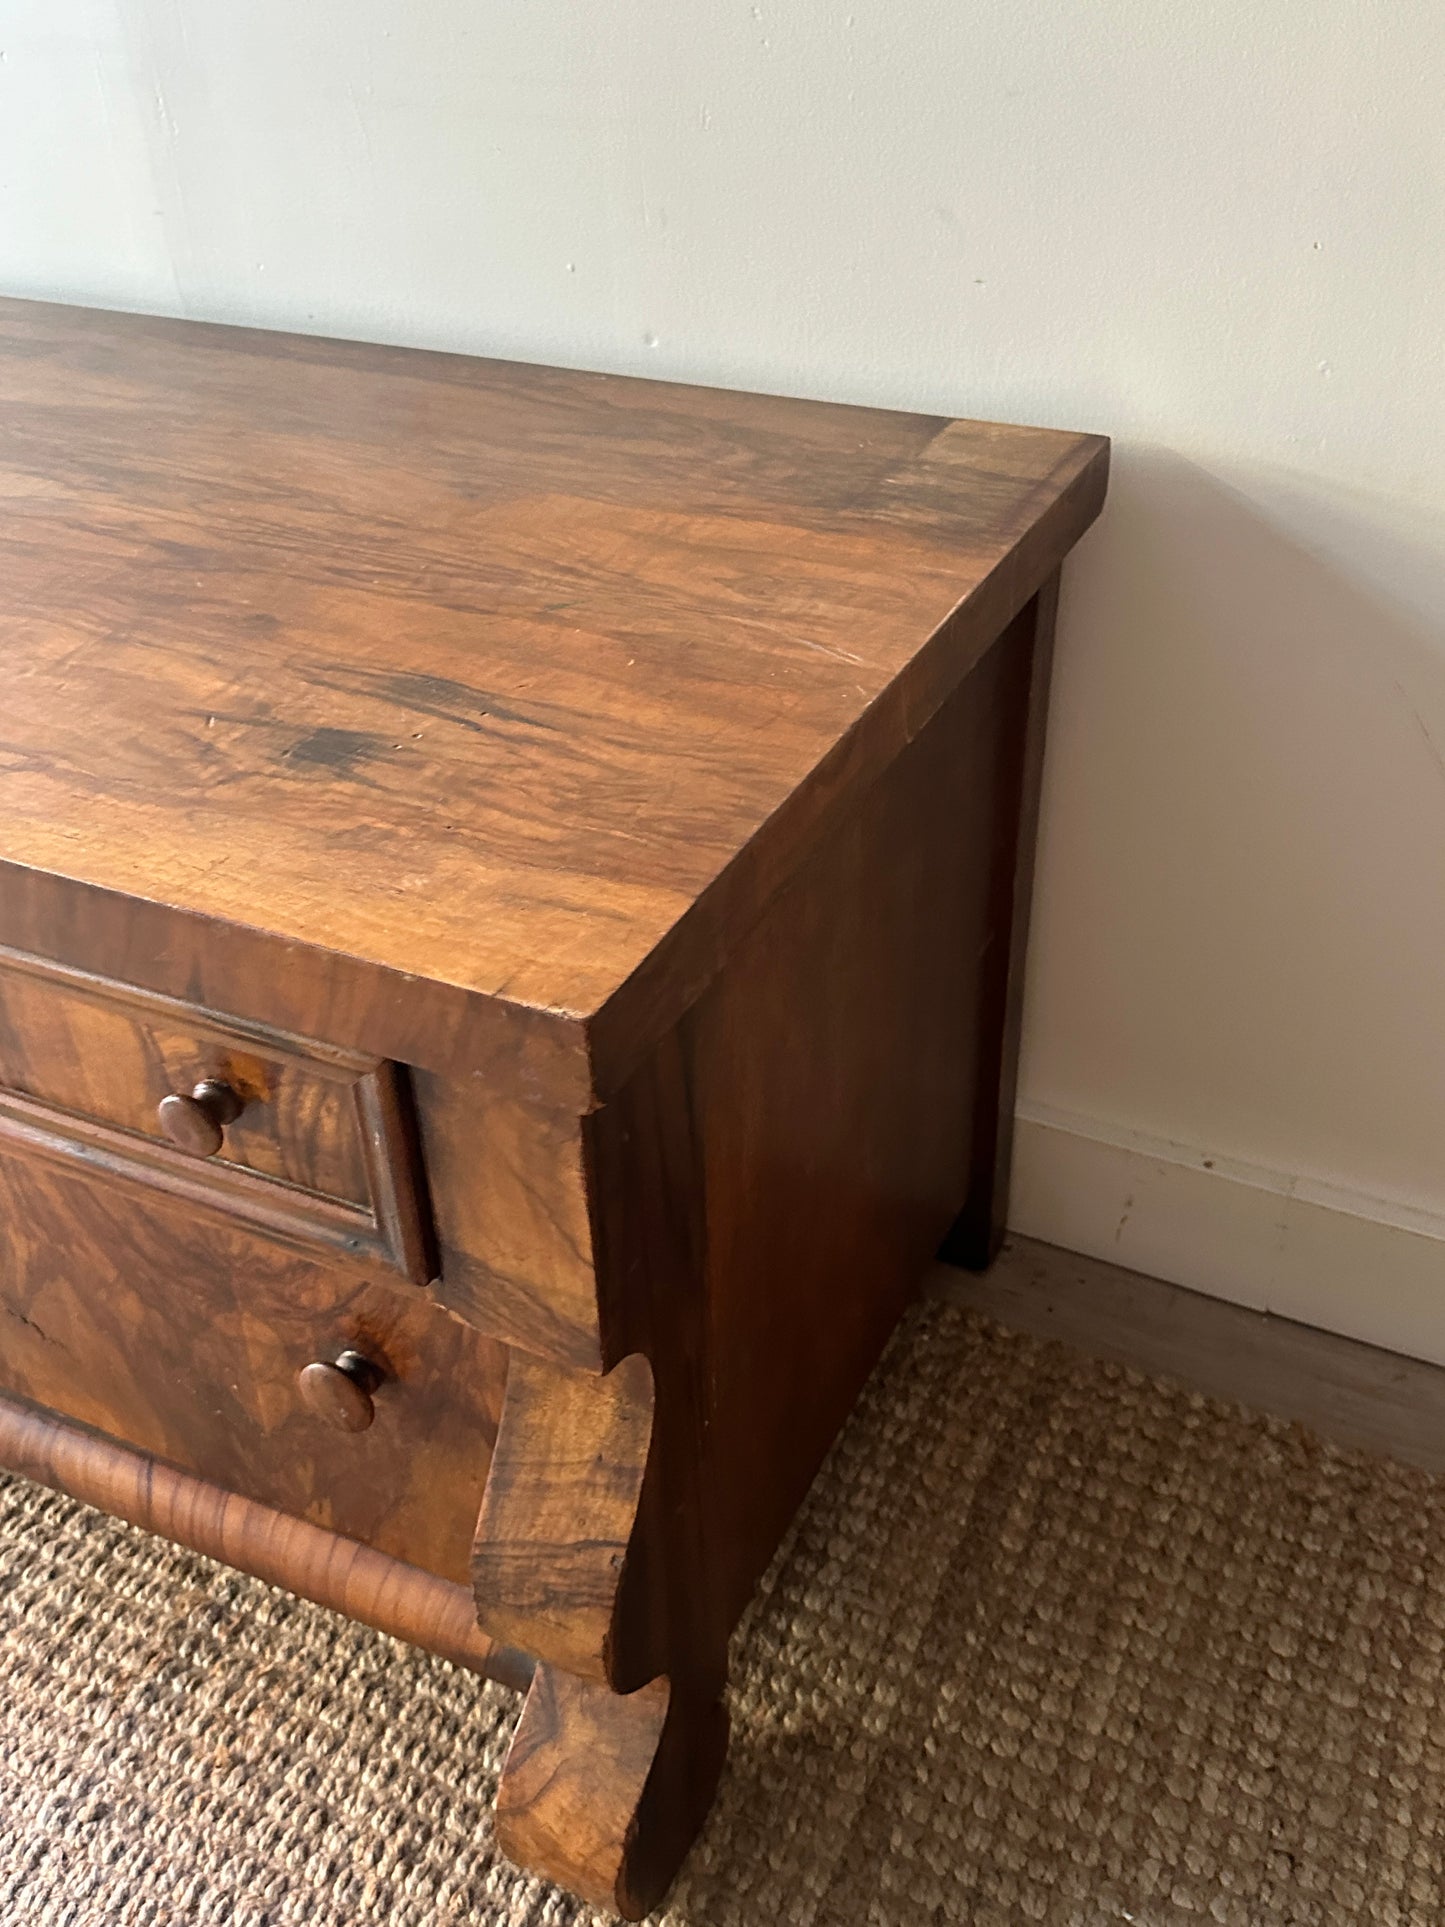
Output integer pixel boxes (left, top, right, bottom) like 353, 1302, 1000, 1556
931, 1235, 1445, 1476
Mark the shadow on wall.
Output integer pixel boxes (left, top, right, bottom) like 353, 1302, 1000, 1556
1024, 445, 1445, 1210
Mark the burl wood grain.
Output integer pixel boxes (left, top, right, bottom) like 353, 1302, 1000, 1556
0, 296, 1106, 1104
0, 945, 369, 1202
471, 1350, 655, 1683
0, 943, 435, 1285
495, 1667, 726, 1919
0, 300, 1108, 1914
0, 1144, 507, 1586
412, 1070, 601, 1368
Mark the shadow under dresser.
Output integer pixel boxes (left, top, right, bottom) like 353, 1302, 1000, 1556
0, 296, 1108, 1916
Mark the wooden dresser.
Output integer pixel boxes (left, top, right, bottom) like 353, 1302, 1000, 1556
0, 298, 1107, 1915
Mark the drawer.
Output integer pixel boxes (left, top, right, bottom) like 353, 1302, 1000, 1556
0, 1142, 507, 1586
0, 945, 432, 1283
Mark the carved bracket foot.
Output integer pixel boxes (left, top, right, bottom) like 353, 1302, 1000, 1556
474, 1350, 727, 1908
496, 1664, 728, 1918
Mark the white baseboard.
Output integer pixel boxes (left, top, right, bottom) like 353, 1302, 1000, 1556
1008, 1102, 1445, 1368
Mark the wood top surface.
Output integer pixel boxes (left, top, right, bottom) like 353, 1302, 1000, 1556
0, 298, 1106, 1077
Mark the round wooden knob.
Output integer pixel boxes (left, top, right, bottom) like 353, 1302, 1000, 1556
298, 1351, 384, 1432
157, 1078, 244, 1157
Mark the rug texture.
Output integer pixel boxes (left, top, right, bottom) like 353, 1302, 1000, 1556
2, 1297, 1444, 1927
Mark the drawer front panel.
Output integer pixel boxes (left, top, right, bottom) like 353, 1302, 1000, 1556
0, 945, 433, 1284
0, 952, 369, 1202
0, 1144, 505, 1587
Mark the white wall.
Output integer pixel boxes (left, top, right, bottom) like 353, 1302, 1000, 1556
4, 1, 1445, 1355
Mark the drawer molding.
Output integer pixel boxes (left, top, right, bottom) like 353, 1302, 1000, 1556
350, 1062, 437, 1285
0, 1080, 429, 1275
0, 943, 434, 1283
0, 940, 369, 1071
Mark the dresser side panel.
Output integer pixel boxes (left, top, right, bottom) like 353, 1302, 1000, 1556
589, 607, 1038, 1666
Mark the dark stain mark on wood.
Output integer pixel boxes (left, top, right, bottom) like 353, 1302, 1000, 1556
284, 727, 383, 777
310, 664, 563, 740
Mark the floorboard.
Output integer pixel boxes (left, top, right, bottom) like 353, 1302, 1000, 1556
930, 1233, 1445, 1475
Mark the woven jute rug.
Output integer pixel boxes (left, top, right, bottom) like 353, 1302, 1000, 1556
3, 1296, 1444, 1927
